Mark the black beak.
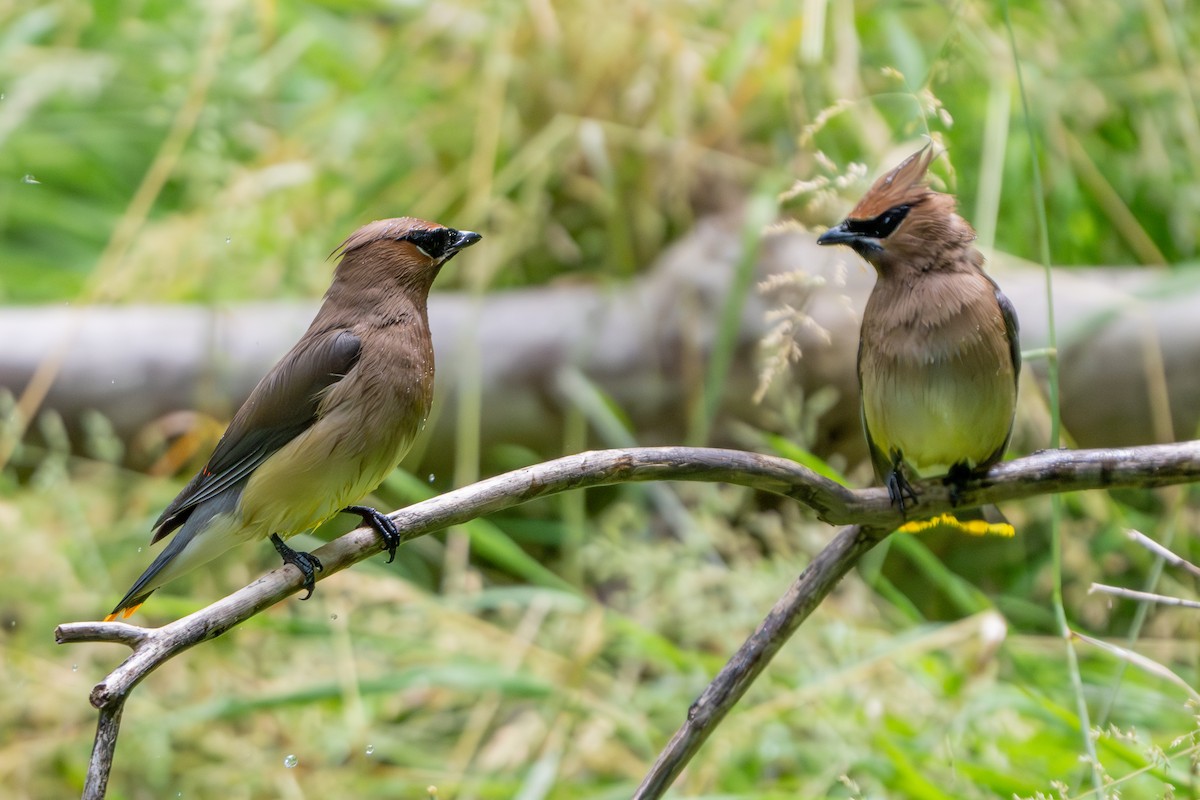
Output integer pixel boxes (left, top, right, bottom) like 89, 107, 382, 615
816, 222, 858, 247
450, 230, 482, 252
816, 221, 881, 256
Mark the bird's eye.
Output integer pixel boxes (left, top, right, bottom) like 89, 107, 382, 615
873, 205, 910, 237
403, 228, 451, 260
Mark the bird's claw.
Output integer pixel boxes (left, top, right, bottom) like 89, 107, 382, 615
886, 469, 919, 515
271, 533, 324, 600
344, 505, 402, 563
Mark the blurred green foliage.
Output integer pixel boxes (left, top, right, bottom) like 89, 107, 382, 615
3, 1, 1200, 798
1, 0, 1197, 305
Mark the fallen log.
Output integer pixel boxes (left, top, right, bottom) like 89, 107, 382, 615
3, 214, 1195, 476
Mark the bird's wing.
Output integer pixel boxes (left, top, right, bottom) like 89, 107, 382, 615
988, 278, 1021, 384
977, 280, 1021, 470
150, 328, 362, 543
856, 335, 893, 483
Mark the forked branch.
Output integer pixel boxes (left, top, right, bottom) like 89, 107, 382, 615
56, 442, 1200, 799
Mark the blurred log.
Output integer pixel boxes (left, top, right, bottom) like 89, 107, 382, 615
3, 213, 1197, 476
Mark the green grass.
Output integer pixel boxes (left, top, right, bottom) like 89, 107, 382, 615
3, 0, 1197, 305
2, 0, 1200, 798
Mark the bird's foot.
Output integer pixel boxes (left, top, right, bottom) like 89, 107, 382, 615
344, 505, 402, 563
271, 533, 323, 600
886, 469, 919, 515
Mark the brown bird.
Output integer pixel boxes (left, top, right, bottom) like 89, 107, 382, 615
816, 146, 1019, 512
106, 218, 481, 620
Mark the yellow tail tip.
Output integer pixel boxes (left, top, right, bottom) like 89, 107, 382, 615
103, 603, 143, 622
898, 513, 1015, 538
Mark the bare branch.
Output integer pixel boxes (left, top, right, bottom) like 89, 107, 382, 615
55, 441, 1200, 798
55, 621, 150, 649
633, 522, 890, 798
84, 703, 125, 800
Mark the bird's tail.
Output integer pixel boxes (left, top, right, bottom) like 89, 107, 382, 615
898, 507, 1014, 538
105, 537, 186, 621
105, 495, 243, 621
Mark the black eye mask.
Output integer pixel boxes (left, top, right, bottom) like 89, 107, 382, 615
402, 228, 454, 260
842, 204, 912, 239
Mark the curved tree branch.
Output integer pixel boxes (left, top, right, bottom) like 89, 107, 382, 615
56, 441, 1200, 799
633, 522, 889, 799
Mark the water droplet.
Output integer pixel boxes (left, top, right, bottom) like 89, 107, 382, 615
72, 663, 78, 672
224, 236, 231, 245
21, 174, 40, 184
427, 473, 436, 483
137, 547, 143, 553
283, 754, 298, 768
365, 744, 375, 755
329, 613, 338, 621
8, 620, 15, 628
0, 93, 5, 100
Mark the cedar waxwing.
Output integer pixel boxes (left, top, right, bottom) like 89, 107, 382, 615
816, 146, 1019, 513
105, 218, 481, 620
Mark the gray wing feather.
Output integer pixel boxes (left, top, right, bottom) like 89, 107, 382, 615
151, 329, 361, 542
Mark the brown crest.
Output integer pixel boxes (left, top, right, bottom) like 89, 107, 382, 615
848, 144, 939, 220
330, 217, 441, 260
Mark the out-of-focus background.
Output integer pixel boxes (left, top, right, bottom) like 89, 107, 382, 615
2, 1, 1200, 797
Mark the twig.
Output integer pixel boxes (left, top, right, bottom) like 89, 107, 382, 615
1126, 528, 1200, 580
1088, 583, 1200, 610
55, 441, 1200, 798
1072, 631, 1200, 703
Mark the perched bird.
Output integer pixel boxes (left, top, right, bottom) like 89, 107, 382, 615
105, 218, 481, 620
816, 146, 1019, 513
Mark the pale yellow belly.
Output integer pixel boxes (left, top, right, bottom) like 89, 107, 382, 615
237, 407, 415, 541
863, 355, 1014, 477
